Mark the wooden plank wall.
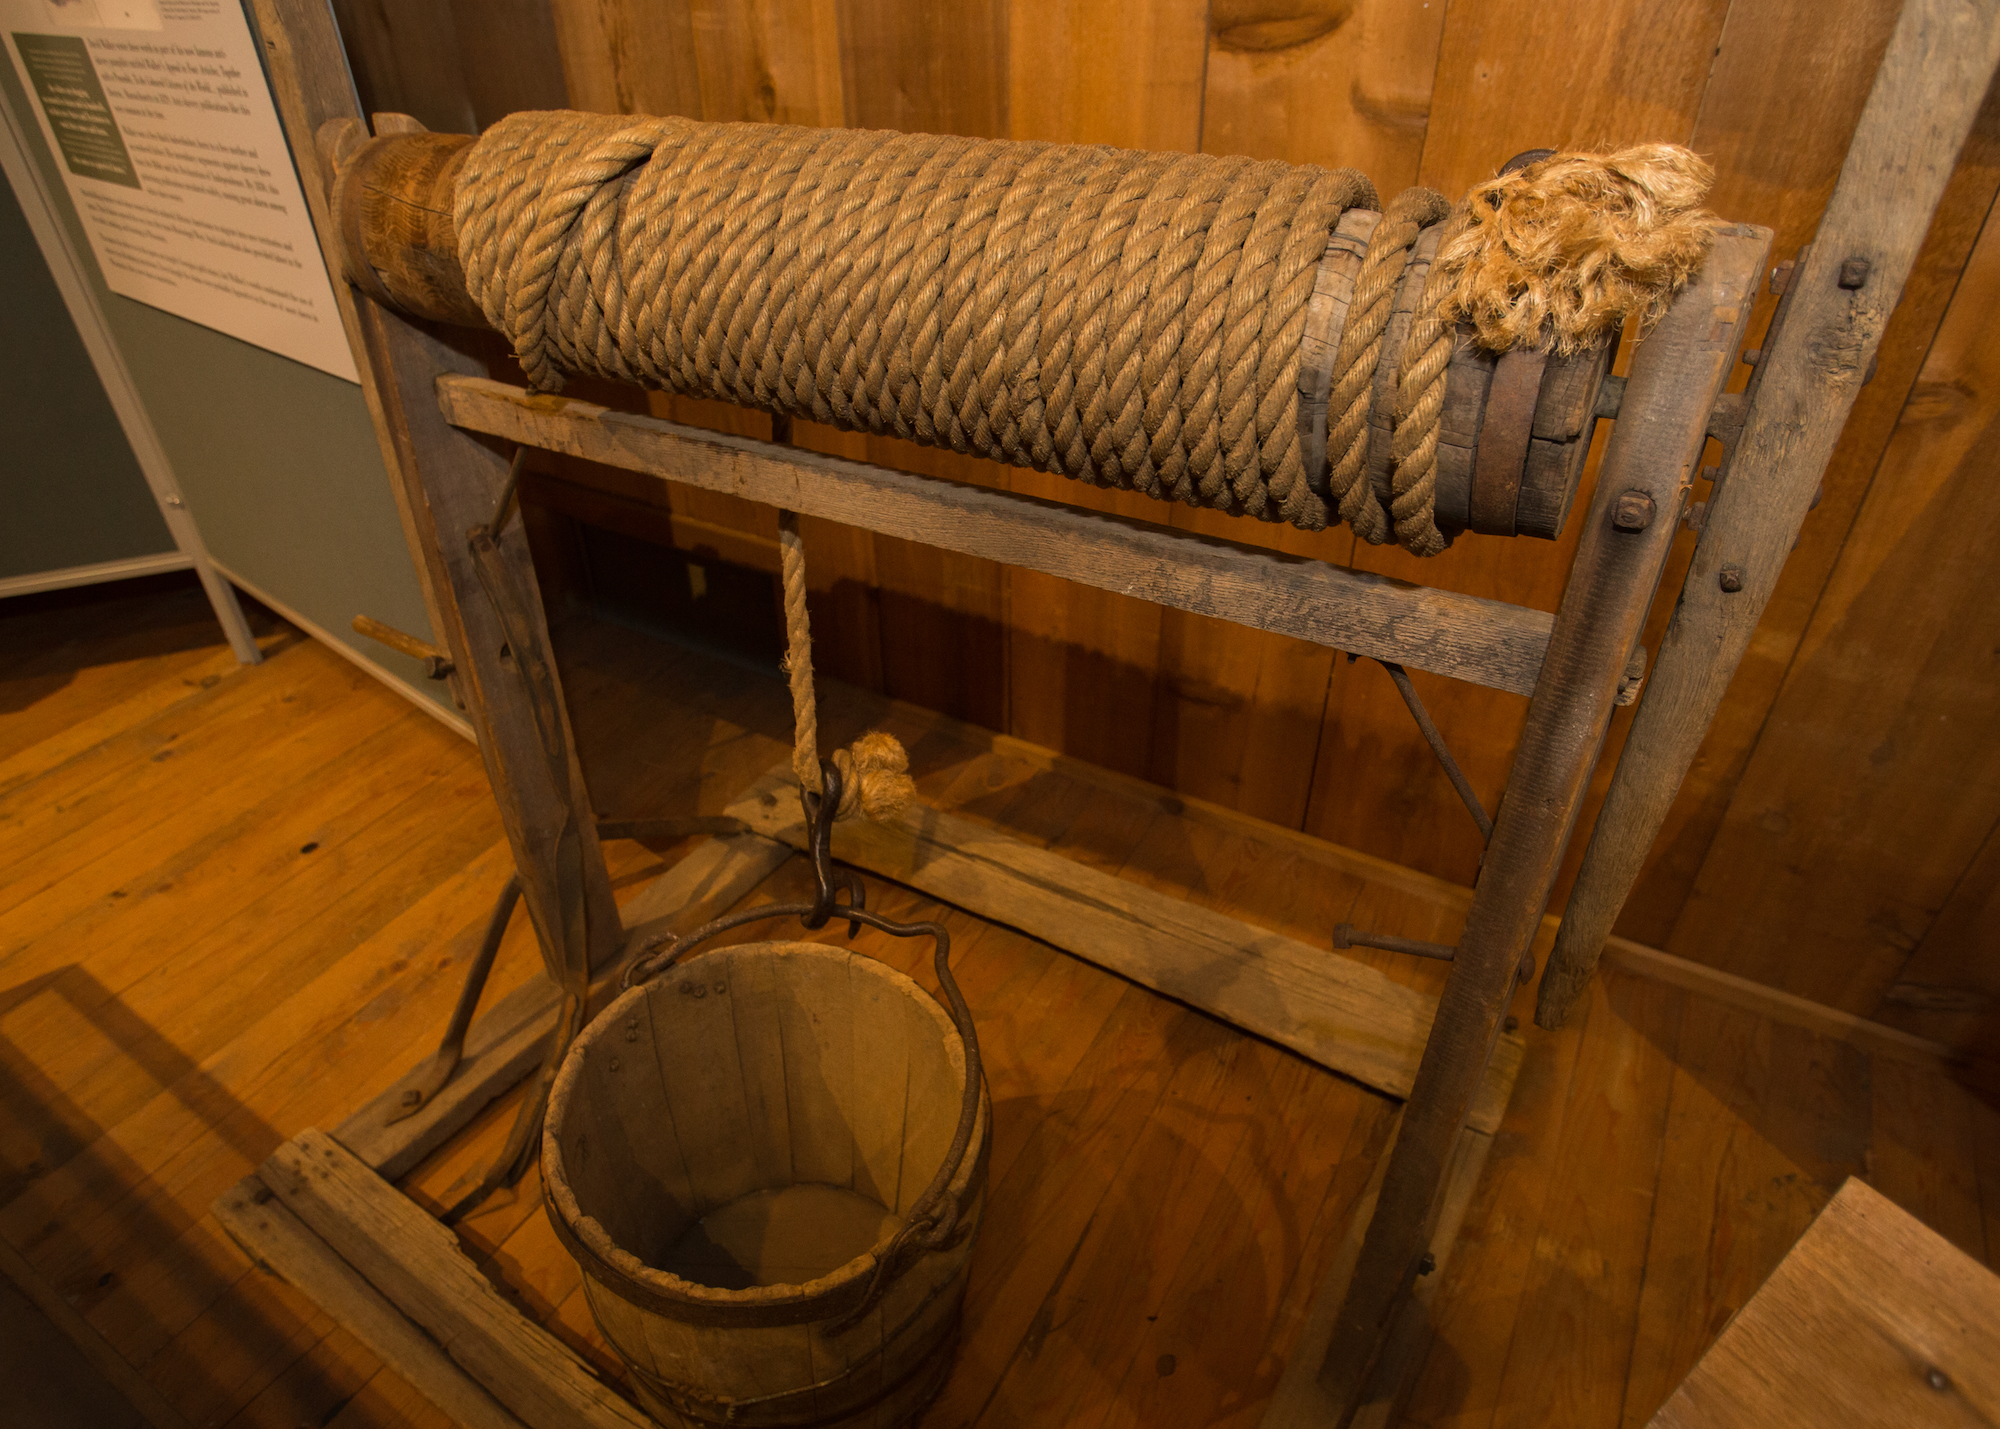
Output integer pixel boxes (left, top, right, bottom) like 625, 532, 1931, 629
327, 0, 2000, 1060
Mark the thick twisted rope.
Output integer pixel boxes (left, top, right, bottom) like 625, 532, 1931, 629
1389, 205, 1474, 557
457, 112, 1381, 535
1324, 186, 1450, 544
455, 116, 1717, 555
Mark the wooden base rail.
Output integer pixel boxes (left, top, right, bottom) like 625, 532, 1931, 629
436, 375, 1555, 698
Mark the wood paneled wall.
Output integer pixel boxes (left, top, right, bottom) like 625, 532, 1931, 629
331, 0, 2000, 1059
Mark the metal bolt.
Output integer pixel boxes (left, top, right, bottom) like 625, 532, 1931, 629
714, 982, 727, 994
1417, 1252, 1437, 1276
608, 1055, 620, 1071
1927, 1368, 1951, 1392
1838, 256, 1871, 289
693, 984, 707, 998
1718, 565, 1745, 593
1612, 490, 1656, 532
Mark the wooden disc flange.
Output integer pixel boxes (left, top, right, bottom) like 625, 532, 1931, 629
1296, 207, 1381, 504
1297, 220, 1617, 544
321, 115, 486, 329
1451, 335, 1614, 539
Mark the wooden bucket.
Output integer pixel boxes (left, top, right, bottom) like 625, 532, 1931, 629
543, 940, 991, 1429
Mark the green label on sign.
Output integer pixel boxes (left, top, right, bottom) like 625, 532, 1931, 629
13, 32, 140, 189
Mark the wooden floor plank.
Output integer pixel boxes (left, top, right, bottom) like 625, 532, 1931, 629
0, 584, 261, 771
0, 640, 270, 799
140, 1231, 334, 1429
0, 647, 374, 909
1394, 984, 1593, 1429
1486, 972, 1684, 1429
1097, 1065, 1390, 1429
1867, 1057, 1989, 1261
927, 984, 1206, 1424
4, 723, 481, 1126
1620, 1005, 1871, 1425
59, 840, 666, 1367
4, 597, 1994, 1429
974, 1025, 1279, 1426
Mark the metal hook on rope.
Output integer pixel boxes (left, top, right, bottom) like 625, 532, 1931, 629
800, 758, 866, 935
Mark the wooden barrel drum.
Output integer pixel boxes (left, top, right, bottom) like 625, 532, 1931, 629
543, 941, 992, 1428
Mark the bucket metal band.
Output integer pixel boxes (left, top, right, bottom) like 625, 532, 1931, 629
625, 1312, 961, 1426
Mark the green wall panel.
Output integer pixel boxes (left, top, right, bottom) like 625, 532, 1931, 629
1, 47, 453, 719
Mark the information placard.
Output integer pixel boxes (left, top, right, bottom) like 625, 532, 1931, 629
4, 0, 357, 381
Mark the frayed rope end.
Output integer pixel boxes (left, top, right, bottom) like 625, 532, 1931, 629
831, 730, 915, 823
1435, 143, 1723, 357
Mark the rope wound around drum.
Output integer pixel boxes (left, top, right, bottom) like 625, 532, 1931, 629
453, 115, 1718, 553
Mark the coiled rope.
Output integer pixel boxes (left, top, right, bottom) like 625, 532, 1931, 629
455, 114, 1717, 554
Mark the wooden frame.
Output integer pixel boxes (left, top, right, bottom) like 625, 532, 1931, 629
435, 377, 1556, 697
220, 0, 1998, 1424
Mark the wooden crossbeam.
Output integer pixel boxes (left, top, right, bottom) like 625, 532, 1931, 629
436, 376, 1557, 697
721, 763, 1524, 1133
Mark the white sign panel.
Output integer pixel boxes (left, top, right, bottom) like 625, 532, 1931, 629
5, 0, 357, 381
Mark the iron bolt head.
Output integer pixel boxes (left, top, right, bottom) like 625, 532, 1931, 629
1928, 1368, 1951, 1392
1838, 257, 1871, 290
1417, 1252, 1438, 1276
1612, 490, 1656, 532
1718, 565, 1745, 593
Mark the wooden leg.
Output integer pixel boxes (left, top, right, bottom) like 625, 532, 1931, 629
247, 0, 620, 987
1310, 225, 1771, 1418
1536, 0, 2000, 1031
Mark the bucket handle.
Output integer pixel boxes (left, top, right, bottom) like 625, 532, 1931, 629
618, 761, 985, 1333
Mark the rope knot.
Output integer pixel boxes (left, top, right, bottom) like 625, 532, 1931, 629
1432, 143, 1722, 357
830, 731, 916, 823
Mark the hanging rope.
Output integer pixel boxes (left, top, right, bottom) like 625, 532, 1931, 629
453, 116, 1717, 555
777, 510, 915, 822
